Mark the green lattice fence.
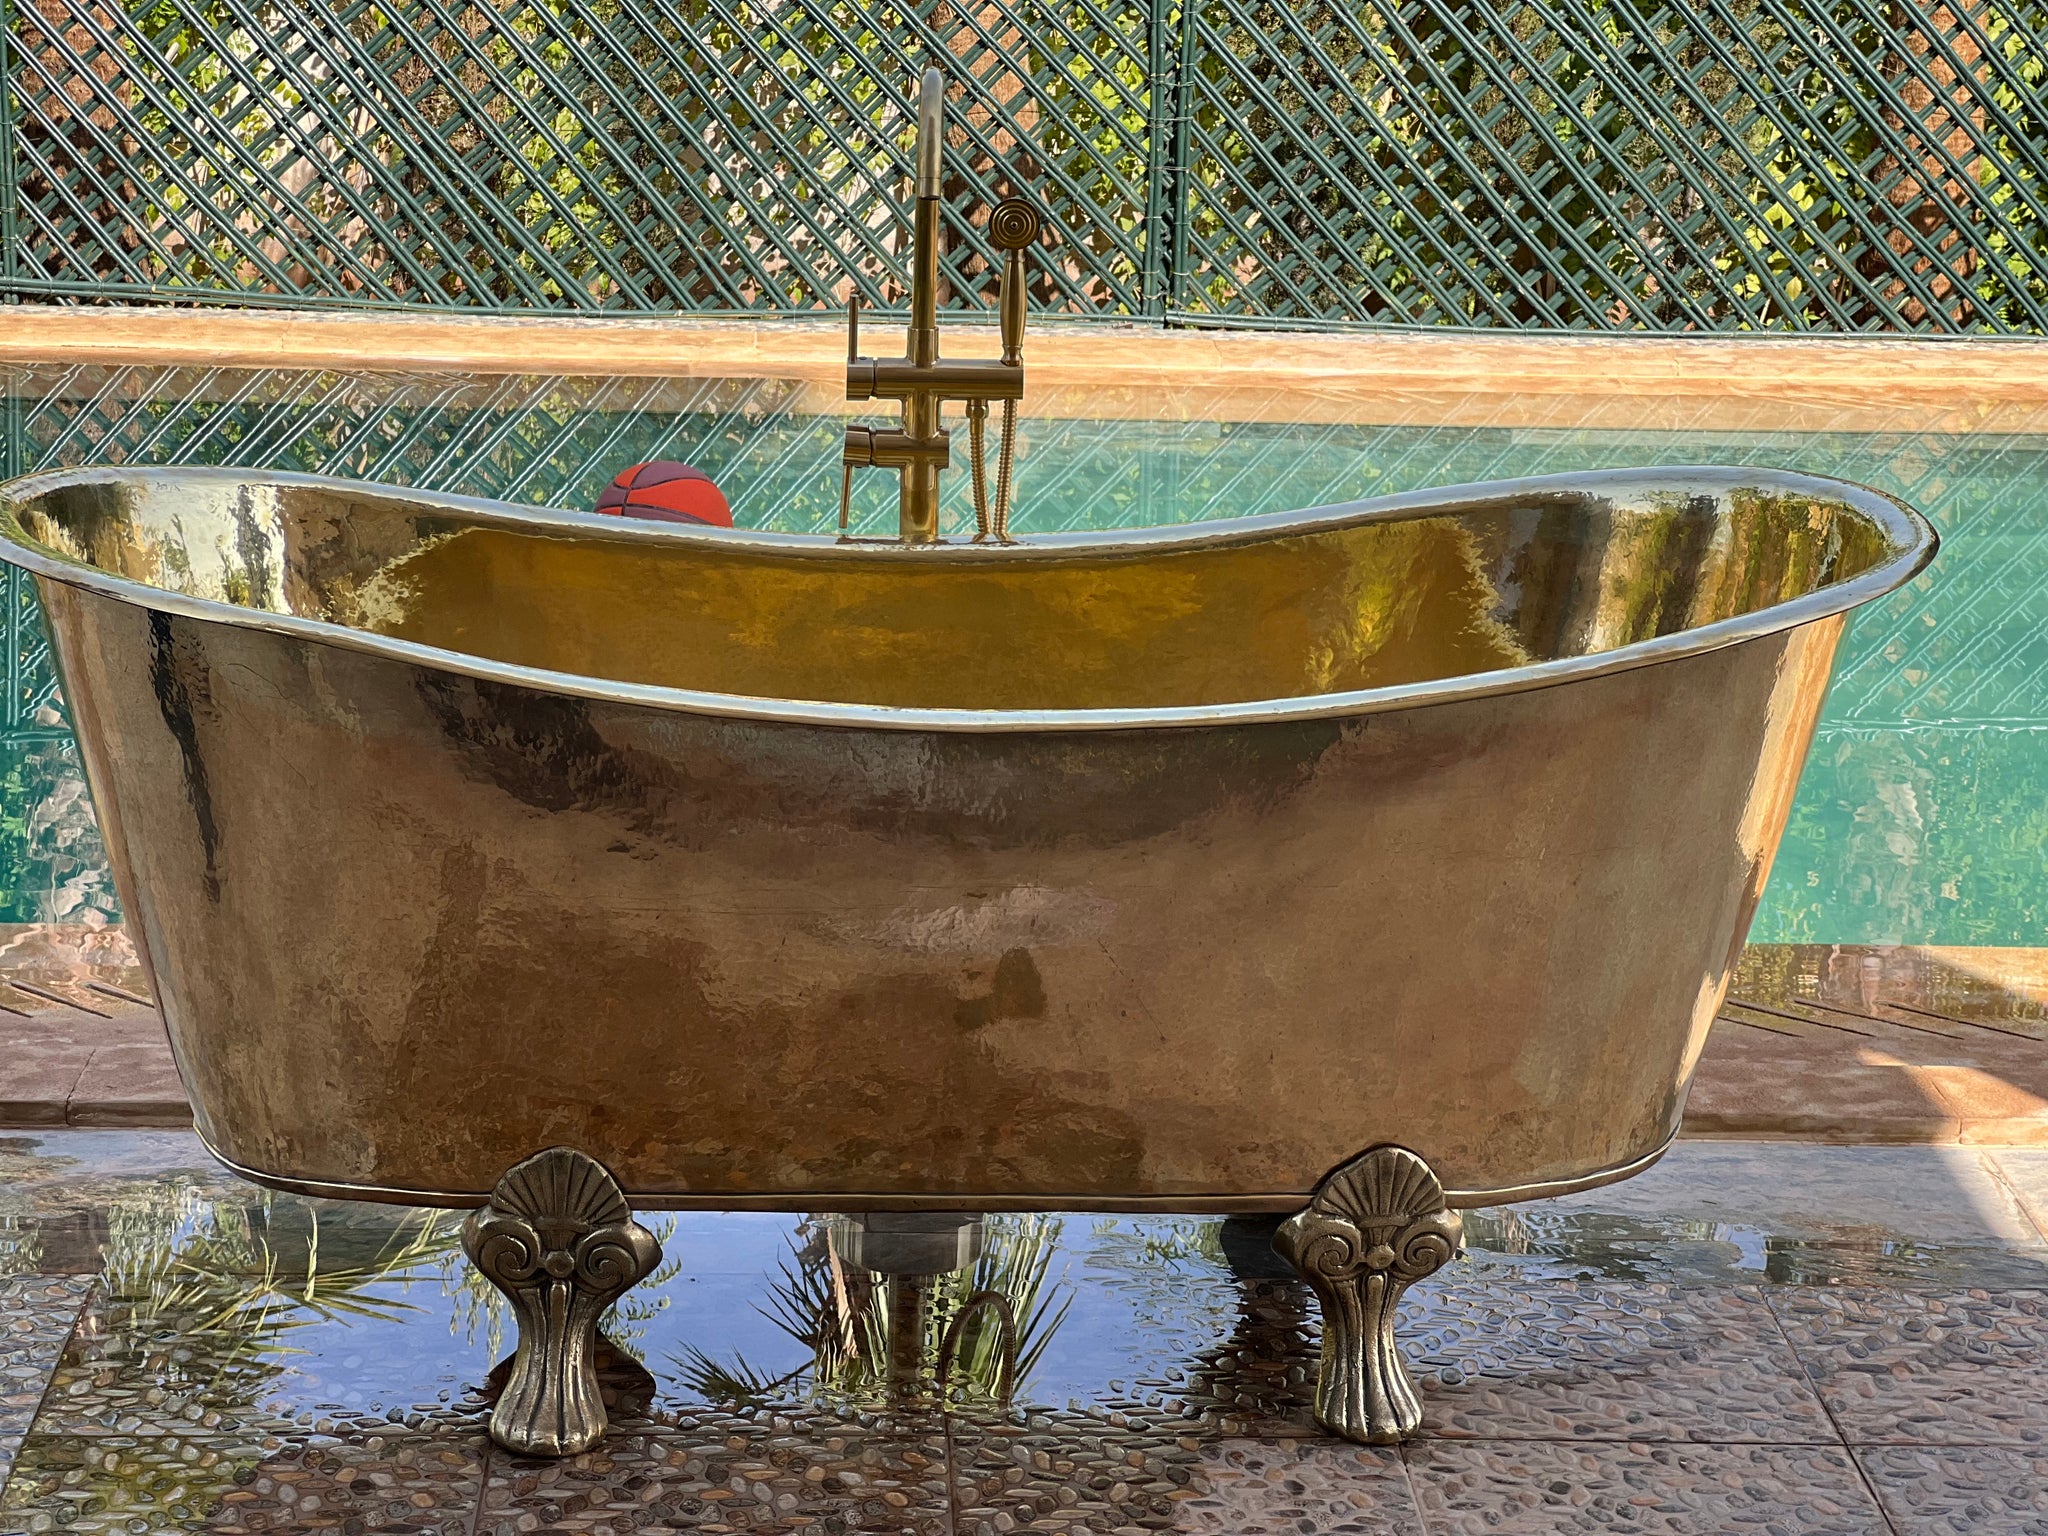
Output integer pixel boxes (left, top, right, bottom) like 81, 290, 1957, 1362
5, 0, 2048, 329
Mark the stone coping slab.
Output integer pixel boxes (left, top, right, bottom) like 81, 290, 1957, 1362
10, 308, 2048, 433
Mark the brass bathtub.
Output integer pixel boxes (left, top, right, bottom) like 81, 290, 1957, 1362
0, 462, 1935, 1449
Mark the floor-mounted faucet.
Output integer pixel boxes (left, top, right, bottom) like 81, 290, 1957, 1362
840, 67, 1042, 544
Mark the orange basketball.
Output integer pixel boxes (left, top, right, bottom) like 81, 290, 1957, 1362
593, 460, 732, 526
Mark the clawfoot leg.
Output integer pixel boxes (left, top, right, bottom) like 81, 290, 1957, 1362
1273, 1144, 1462, 1445
462, 1146, 662, 1456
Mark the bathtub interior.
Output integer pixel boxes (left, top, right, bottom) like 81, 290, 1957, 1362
3, 471, 1904, 711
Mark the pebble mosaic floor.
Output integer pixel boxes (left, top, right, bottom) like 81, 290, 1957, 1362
0, 1133, 2044, 1534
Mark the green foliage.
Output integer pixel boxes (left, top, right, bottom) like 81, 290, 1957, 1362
9, 0, 2048, 329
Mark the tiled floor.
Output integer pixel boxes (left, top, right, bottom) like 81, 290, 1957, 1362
0, 1134, 2043, 1532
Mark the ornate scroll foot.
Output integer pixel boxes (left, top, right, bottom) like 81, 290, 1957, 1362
1273, 1144, 1463, 1445
462, 1146, 661, 1457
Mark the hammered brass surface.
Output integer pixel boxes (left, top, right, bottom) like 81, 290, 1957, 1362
7, 470, 1896, 713
0, 467, 1933, 1209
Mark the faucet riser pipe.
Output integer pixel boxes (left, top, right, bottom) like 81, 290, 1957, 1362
910, 198, 941, 371
901, 461, 941, 545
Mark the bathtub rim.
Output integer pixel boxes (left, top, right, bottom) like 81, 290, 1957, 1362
0, 462, 1936, 733
191, 1120, 1676, 1213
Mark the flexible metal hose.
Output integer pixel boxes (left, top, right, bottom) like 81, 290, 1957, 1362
993, 397, 1017, 542
967, 401, 993, 540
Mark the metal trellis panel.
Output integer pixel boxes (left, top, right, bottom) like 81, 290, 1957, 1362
7, 1, 2048, 331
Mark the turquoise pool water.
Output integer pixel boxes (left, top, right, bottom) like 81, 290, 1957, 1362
1, 364, 2041, 945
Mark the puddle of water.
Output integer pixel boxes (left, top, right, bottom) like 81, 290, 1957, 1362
4, 1131, 2044, 1439
1459, 1204, 2048, 1289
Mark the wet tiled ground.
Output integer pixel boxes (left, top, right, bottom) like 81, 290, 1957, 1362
0, 1134, 2043, 1533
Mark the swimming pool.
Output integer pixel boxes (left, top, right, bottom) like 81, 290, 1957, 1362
1, 362, 2038, 945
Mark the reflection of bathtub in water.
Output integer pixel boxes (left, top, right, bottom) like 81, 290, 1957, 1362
0, 463, 1935, 1448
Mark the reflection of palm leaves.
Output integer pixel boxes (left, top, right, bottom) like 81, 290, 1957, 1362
676, 1215, 1071, 1411
100, 1183, 462, 1409
155, 1215, 454, 1333
671, 1345, 808, 1408
54, 1182, 466, 1522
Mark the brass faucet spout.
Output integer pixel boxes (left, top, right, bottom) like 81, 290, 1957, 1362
915, 67, 944, 199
